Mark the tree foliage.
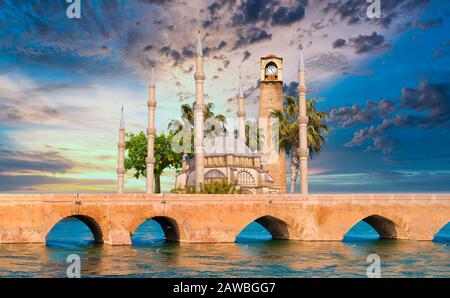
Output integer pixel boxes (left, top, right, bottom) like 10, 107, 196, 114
270, 96, 328, 193
124, 131, 182, 193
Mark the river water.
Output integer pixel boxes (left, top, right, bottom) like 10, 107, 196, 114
0, 219, 448, 278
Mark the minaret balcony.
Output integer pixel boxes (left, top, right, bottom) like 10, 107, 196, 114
147, 100, 157, 108
194, 73, 205, 81
298, 86, 308, 93
146, 157, 156, 164
298, 116, 309, 124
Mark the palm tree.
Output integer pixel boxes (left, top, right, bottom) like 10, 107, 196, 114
168, 101, 227, 155
271, 96, 328, 193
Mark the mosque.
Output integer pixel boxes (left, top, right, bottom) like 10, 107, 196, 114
116, 33, 310, 195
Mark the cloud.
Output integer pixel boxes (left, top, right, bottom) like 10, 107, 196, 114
336, 81, 450, 154
0, 149, 76, 174
400, 81, 450, 126
349, 32, 389, 54
233, 27, 272, 49
0, 174, 117, 192
271, 3, 306, 26
330, 99, 396, 127
322, 0, 431, 28
332, 38, 346, 49
283, 81, 299, 97
242, 50, 252, 61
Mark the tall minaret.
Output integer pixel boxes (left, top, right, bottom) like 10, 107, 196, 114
117, 106, 126, 194
194, 31, 205, 191
298, 48, 309, 194
237, 73, 246, 142
146, 66, 156, 194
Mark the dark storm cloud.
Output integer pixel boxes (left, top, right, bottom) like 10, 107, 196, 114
349, 32, 389, 54
330, 99, 396, 128
233, 27, 272, 50
242, 50, 252, 61
283, 81, 299, 98
232, 0, 308, 27
336, 82, 450, 154
400, 82, 450, 125
332, 38, 346, 49
0, 174, 116, 192
0, 149, 76, 174
159, 45, 182, 65
218, 40, 227, 50
271, 3, 306, 25
202, 0, 308, 29
202, 0, 237, 28
182, 46, 195, 58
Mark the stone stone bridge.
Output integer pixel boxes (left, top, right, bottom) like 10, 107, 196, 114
0, 194, 448, 245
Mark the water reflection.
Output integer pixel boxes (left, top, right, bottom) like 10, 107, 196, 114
343, 221, 380, 242
0, 221, 448, 277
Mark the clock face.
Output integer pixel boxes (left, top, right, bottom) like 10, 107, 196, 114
265, 64, 277, 76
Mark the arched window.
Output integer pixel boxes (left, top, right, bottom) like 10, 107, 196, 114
236, 170, 256, 187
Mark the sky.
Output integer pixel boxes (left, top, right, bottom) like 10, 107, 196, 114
0, 0, 449, 194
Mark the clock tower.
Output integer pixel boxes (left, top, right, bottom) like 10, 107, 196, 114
258, 55, 286, 193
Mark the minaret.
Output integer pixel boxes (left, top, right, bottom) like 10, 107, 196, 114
298, 48, 309, 194
182, 153, 189, 173
237, 73, 246, 142
146, 66, 157, 194
194, 31, 205, 191
117, 106, 126, 194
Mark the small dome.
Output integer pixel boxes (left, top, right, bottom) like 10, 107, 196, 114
182, 154, 189, 161
205, 169, 226, 180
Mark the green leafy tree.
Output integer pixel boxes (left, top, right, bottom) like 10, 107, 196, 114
271, 96, 328, 193
125, 131, 182, 193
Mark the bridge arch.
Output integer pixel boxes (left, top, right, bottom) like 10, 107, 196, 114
46, 215, 104, 243
235, 215, 289, 241
344, 214, 397, 240
433, 222, 450, 242
130, 216, 180, 242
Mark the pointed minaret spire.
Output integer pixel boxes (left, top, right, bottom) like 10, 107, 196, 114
238, 72, 244, 98
117, 106, 126, 194
119, 106, 125, 129
196, 30, 203, 57
299, 44, 305, 71
149, 65, 156, 87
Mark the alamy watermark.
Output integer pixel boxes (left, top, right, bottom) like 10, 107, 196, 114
66, 254, 81, 278
367, 0, 381, 19
66, 0, 81, 19
366, 254, 381, 278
